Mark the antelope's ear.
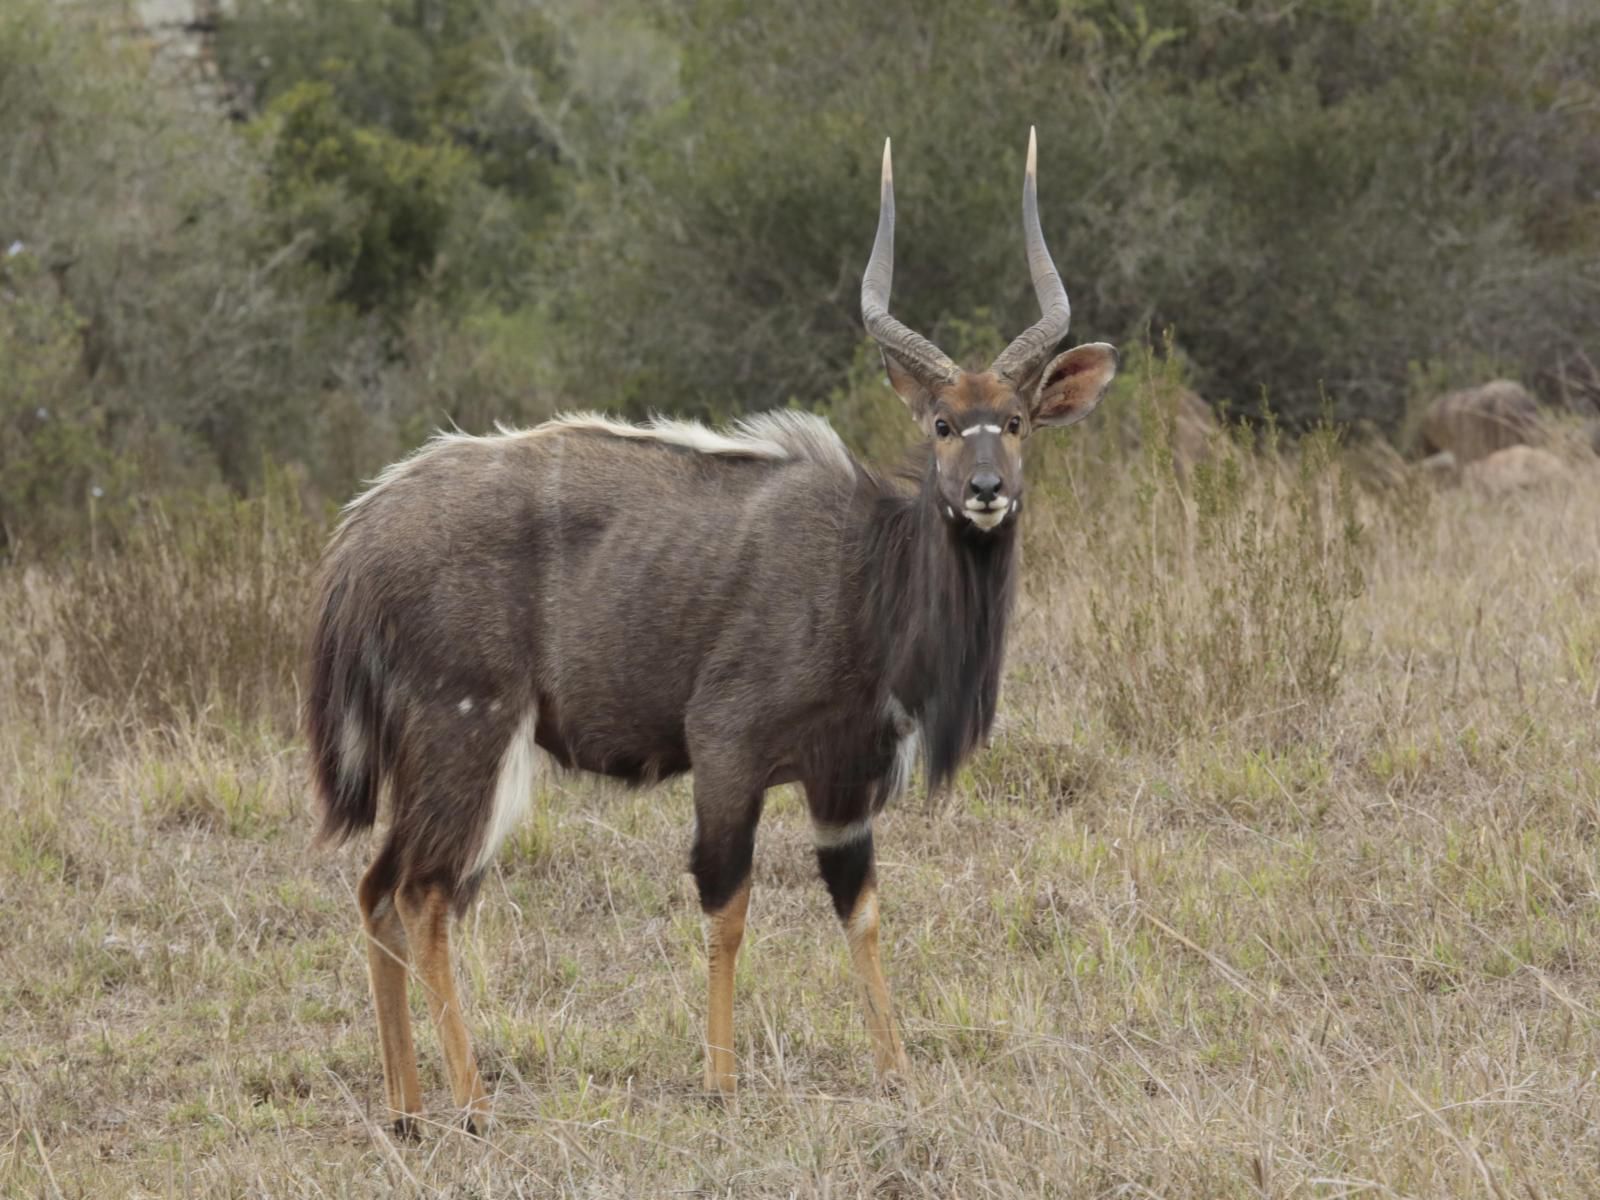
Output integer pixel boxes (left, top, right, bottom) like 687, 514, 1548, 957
1031, 343, 1118, 428
881, 349, 937, 423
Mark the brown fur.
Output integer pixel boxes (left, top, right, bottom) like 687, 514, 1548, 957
308, 418, 1025, 908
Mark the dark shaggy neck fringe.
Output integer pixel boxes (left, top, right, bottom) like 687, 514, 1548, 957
858, 462, 1018, 792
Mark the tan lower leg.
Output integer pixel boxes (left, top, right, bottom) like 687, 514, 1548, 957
357, 860, 424, 1132
362, 897, 424, 1126
846, 885, 909, 1076
396, 886, 489, 1126
704, 880, 751, 1094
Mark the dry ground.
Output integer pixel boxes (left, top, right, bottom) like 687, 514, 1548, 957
4, 411, 1600, 1197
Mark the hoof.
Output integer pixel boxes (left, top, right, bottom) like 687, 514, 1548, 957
875, 1053, 912, 1094
391, 1115, 420, 1142
462, 1110, 492, 1137
876, 1070, 910, 1096
702, 1073, 738, 1102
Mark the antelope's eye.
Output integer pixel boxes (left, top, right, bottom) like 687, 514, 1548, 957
934, 418, 953, 439
1006, 415, 1022, 435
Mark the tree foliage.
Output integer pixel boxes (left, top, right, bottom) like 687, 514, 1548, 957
0, 1, 344, 545
257, 81, 478, 315
2, 0, 1598, 555
555, 0, 1600, 422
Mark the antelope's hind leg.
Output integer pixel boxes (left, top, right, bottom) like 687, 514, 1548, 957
814, 822, 910, 1079
358, 842, 424, 1137
394, 883, 491, 1133
689, 783, 763, 1095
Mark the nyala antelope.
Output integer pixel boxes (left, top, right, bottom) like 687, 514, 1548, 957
308, 129, 1116, 1134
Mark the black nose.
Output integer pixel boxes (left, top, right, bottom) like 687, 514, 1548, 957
969, 472, 1002, 504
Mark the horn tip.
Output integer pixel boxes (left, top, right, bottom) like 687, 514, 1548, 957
1026, 126, 1037, 177
882, 137, 893, 185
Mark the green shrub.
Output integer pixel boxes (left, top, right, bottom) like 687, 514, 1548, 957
0, 252, 99, 556
0, 0, 356, 497
257, 82, 479, 316
218, 0, 567, 207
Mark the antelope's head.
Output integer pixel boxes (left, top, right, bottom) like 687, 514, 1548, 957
861, 129, 1118, 533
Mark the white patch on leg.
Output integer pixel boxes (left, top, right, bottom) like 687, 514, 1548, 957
473, 710, 545, 874
458, 697, 474, 715
813, 816, 874, 849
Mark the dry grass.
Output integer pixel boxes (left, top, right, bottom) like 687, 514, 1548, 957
4, 383, 1600, 1197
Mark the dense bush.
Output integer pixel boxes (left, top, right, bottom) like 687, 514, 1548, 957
0, 253, 95, 556
0, 2, 346, 520
256, 81, 480, 316
218, 0, 568, 208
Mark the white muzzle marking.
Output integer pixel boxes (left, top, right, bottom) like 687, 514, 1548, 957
963, 495, 1009, 530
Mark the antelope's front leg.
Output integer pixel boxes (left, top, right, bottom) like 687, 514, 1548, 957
815, 822, 909, 1078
